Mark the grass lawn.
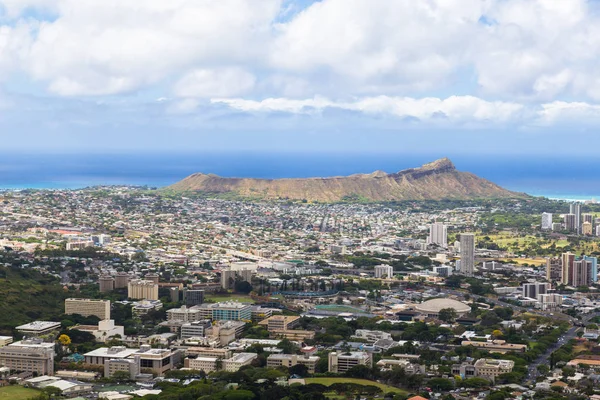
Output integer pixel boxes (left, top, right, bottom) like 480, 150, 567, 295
305, 377, 407, 394
204, 294, 255, 304
0, 386, 41, 400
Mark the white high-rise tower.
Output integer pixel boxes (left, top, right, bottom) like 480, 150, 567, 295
428, 222, 447, 247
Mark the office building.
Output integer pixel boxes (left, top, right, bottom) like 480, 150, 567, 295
561, 252, 575, 285
459, 233, 475, 276
328, 351, 372, 373
199, 302, 252, 321
0, 337, 13, 347
564, 214, 576, 232
184, 289, 204, 306
374, 265, 394, 279
522, 283, 549, 299
427, 222, 447, 247
546, 257, 561, 281
185, 356, 218, 373
583, 221, 593, 235
0, 340, 55, 375
552, 222, 563, 231
538, 294, 563, 310
452, 359, 514, 383
98, 276, 115, 293
65, 298, 111, 320
222, 353, 257, 372
482, 261, 503, 270
180, 320, 212, 339
267, 354, 320, 373
570, 203, 582, 234
584, 255, 598, 283
16, 321, 61, 337
258, 315, 300, 332
166, 306, 203, 323
541, 213, 553, 230
127, 280, 159, 301
433, 265, 452, 277
105, 357, 140, 380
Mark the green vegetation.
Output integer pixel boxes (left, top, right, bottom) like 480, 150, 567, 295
305, 377, 407, 394
0, 386, 41, 400
205, 294, 255, 304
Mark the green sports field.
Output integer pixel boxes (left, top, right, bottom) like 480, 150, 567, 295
0, 386, 41, 400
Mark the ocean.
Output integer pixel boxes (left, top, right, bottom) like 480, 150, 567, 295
0, 152, 597, 200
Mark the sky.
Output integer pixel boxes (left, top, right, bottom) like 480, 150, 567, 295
2, 0, 600, 155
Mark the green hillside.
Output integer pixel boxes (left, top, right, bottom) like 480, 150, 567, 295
0, 266, 70, 334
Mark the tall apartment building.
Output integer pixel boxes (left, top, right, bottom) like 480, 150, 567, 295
459, 233, 475, 277
0, 340, 55, 375
65, 298, 111, 320
570, 203, 582, 234
145, 274, 159, 284
220, 269, 252, 290
428, 222, 448, 247
573, 259, 591, 287
583, 221, 593, 235
114, 272, 130, 289
328, 351, 372, 373
584, 255, 598, 283
541, 213, 553, 230
374, 265, 394, 279
522, 283, 549, 299
98, 276, 114, 293
128, 280, 159, 301
546, 257, 561, 282
583, 213, 594, 224
561, 252, 575, 285
564, 214, 576, 232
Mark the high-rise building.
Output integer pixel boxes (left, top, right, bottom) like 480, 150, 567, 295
564, 214, 576, 232
65, 298, 111, 320
127, 280, 159, 300
170, 287, 180, 303
570, 203, 581, 234
459, 233, 475, 276
522, 282, 549, 299
115, 272, 130, 289
561, 252, 575, 285
0, 340, 55, 375
573, 259, 591, 287
583, 213, 594, 224
145, 274, 159, 284
546, 257, 561, 282
428, 222, 448, 247
541, 213, 553, 230
596, 225, 600, 237
584, 255, 598, 283
552, 222, 562, 231
220, 269, 252, 290
99, 276, 115, 293
374, 265, 394, 279
583, 221, 593, 236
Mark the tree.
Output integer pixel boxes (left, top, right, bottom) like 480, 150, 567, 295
428, 377, 454, 391
277, 338, 298, 354
289, 363, 309, 377
234, 280, 253, 294
58, 334, 71, 346
438, 308, 458, 323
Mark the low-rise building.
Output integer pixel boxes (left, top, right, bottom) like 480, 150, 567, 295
222, 352, 257, 372
258, 315, 300, 332
181, 320, 212, 339
461, 340, 527, 354
328, 351, 372, 373
474, 358, 514, 382
266, 354, 320, 373
0, 340, 55, 375
65, 298, 111, 320
16, 321, 61, 337
184, 356, 218, 373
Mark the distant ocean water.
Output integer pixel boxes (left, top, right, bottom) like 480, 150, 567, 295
0, 152, 598, 200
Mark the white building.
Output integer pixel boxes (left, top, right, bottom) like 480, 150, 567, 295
374, 265, 394, 279
428, 222, 448, 247
222, 353, 257, 372
328, 351, 372, 373
541, 213, 553, 230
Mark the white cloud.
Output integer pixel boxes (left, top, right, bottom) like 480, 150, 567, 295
212, 95, 526, 124
174, 68, 256, 98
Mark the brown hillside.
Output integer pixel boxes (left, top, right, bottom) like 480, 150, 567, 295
166, 158, 524, 202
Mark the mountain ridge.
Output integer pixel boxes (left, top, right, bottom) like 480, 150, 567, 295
166, 157, 525, 202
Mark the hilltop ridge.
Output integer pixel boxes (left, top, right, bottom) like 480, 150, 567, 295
167, 158, 523, 202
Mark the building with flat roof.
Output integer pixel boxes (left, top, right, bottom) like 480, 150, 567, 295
267, 354, 320, 373
184, 356, 218, 373
473, 358, 514, 382
166, 306, 204, 323
0, 340, 55, 375
71, 320, 124, 343
0, 337, 13, 347
197, 302, 252, 321
184, 289, 205, 306
461, 340, 527, 354
16, 321, 61, 337
328, 351, 372, 373
128, 280, 159, 301
374, 265, 394, 279
258, 315, 300, 332
222, 352, 257, 372
98, 276, 114, 293
180, 320, 212, 339
65, 298, 111, 320
105, 357, 140, 380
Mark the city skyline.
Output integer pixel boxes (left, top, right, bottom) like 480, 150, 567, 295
2, 1, 600, 154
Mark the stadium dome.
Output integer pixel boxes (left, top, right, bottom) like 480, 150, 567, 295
415, 298, 471, 318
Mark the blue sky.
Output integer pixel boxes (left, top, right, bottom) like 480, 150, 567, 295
2, 0, 600, 154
